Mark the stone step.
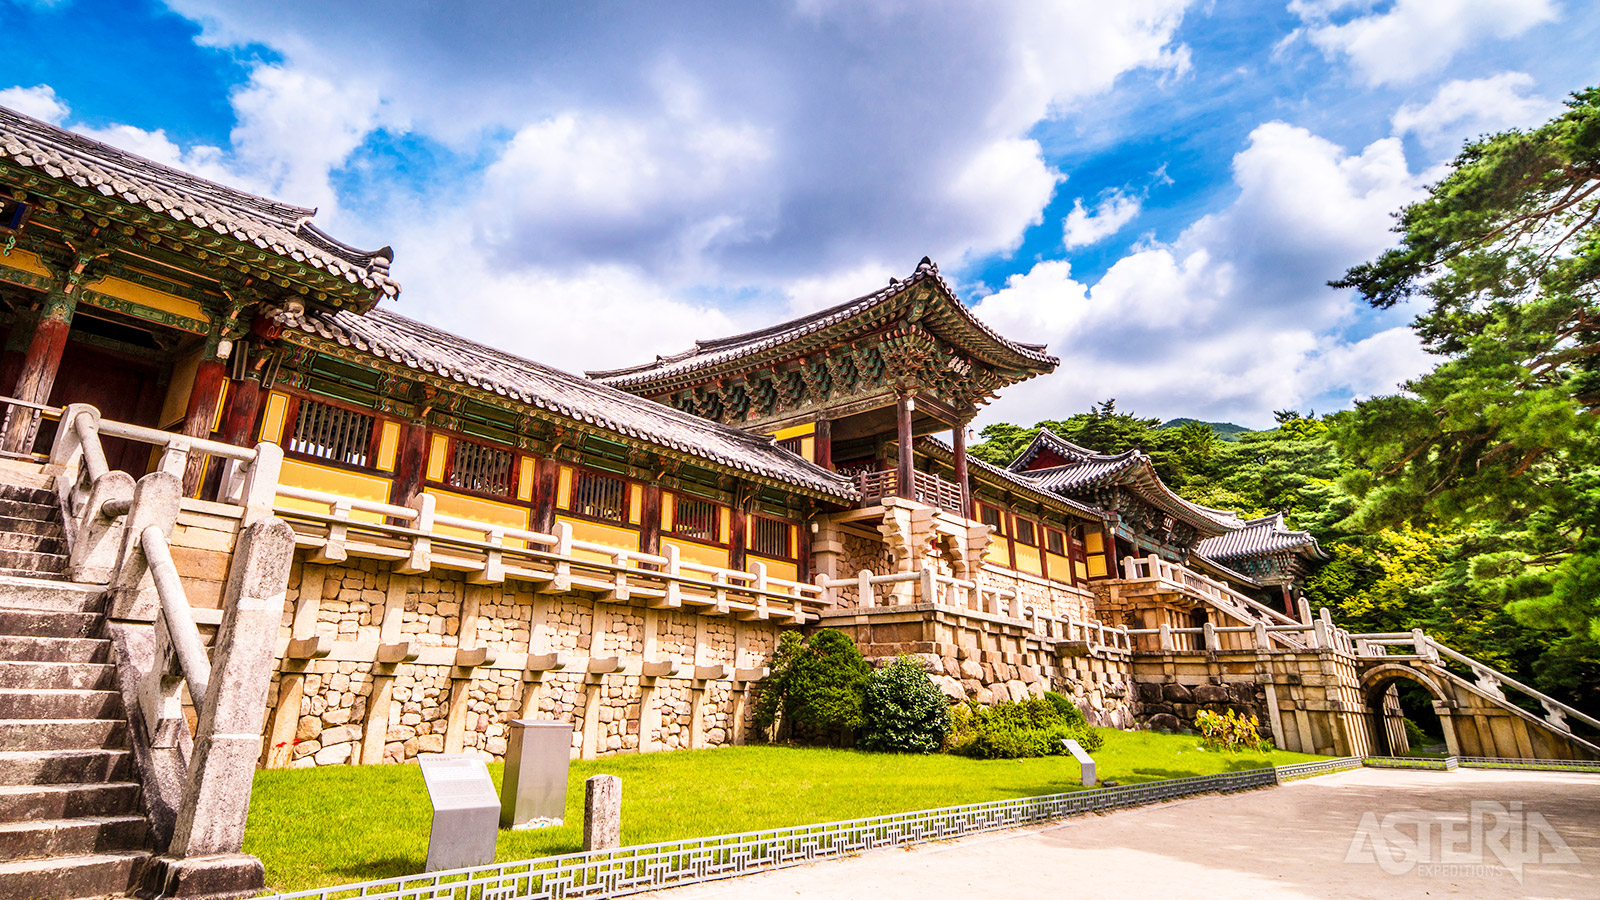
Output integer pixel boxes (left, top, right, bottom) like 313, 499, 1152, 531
0, 578, 104, 614
0, 459, 55, 491
0, 483, 57, 507
0, 634, 109, 664
0, 720, 127, 753
0, 816, 148, 864
0, 516, 66, 538
0, 497, 62, 523
0, 689, 121, 720
0, 749, 130, 787
0, 851, 148, 900
0, 608, 99, 639
0, 547, 68, 575
0, 782, 141, 820
0, 530, 66, 555
0, 660, 116, 691
0, 566, 68, 582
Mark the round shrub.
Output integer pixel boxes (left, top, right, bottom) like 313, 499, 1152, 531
860, 656, 953, 753
948, 695, 1102, 759
751, 629, 870, 746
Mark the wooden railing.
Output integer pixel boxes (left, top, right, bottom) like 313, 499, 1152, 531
854, 468, 964, 513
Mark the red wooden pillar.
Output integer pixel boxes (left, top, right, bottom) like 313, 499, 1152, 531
639, 485, 662, 557
389, 420, 431, 506
2, 298, 74, 452
952, 420, 971, 520
531, 457, 560, 534
729, 503, 748, 572
814, 418, 833, 470
216, 376, 265, 448
895, 393, 914, 500
179, 357, 228, 495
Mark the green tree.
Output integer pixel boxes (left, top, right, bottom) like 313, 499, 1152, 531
1331, 87, 1600, 647
751, 629, 870, 747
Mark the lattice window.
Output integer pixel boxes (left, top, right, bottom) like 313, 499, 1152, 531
1046, 528, 1066, 556
1015, 518, 1037, 547
751, 516, 792, 559
674, 496, 720, 542
288, 399, 374, 466
777, 436, 805, 456
572, 470, 628, 522
449, 439, 514, 496
980, 504, 1003, 532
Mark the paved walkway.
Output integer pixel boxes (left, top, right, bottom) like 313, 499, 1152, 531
639, 768, 1600, 900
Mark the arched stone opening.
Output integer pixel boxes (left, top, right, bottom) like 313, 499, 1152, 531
1358, 663, 1453, 757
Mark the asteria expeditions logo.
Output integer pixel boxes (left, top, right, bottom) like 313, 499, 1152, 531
1344, 800, 1579, 883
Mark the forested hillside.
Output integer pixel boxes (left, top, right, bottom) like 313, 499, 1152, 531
971, 402, 1600, 716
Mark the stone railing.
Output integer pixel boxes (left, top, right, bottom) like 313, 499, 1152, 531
855, 468, 964, 513
1353, 629, 1600, 743
811, 562, 1132, 656
45, 402, 294, 894
272, 486, 827, 624
1120, 553, 1307, 649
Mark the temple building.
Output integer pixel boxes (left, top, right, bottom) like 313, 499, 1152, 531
0, 100, 1334, 760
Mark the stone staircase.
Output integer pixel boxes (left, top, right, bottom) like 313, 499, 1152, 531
0, 461, 151, 900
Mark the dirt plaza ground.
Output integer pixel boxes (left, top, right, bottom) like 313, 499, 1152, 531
641, 768, 1600, 900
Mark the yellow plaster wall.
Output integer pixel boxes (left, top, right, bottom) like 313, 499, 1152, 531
664, 536, 729, 570
751, 555, 799, 583
628, 484, 643, 525
426, 434, 449, 481
517, 458, 534, 501
426, 489, 531, 546
376, 421, 401, 471
557, 516, 640, 563
1046, 551, 1072, 582
158, 350, 203, 430
260, 392, 290, 443
276, 460, 392, 523
1013, 544, 1043, 577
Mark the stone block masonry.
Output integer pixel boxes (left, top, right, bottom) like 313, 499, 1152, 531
260, 551, 786, 767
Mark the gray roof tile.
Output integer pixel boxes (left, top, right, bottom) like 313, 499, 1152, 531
289, 307, 858, 501
0, 104, 397, 302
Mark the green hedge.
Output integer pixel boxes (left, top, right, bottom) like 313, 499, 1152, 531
947, 693, 1103, 759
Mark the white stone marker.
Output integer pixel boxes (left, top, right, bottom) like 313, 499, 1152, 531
583, 774, 622, 852
1062, 738, 1097, 787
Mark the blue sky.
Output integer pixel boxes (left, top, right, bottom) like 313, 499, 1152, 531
3, 0, 1597, 428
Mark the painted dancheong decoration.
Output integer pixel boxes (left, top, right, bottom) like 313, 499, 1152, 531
0, 101, 1593, 900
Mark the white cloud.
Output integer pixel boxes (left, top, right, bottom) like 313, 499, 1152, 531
973, 122, 1433, 428
228, 66, 387, 213
0, 85, 69, 125
1062, 191, 1143, 248
1392, 72, 1563, 145
151, 0, 1195, 369
1296, 0, 1559, 85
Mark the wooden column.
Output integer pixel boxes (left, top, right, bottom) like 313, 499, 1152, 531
2, 294, 74, 452
895, 393, 914, 500
390, 420, 430, 505
729, 504, 747, 572
639, 485, 662, 557
953, 421, 971, 520
179, 357, 228, 495
216, 376, 265, 447
531, 457, 560, 534
814, 418, 833, 470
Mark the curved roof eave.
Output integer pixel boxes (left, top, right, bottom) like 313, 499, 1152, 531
587, 258, 1057, 389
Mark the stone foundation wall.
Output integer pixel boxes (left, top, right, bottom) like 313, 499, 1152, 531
262, 553, 783, 768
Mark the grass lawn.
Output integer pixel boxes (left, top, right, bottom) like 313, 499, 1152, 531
245, 728, 1325, 893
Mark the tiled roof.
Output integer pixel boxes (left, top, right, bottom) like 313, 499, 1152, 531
1196, 513, 1327, 561
1002, 430, 1242, 536
915, 436, 1105, 522
588, 258, 1057, 389
0, 104, 397, 304
1006, 429, 1100, 471
286, 307, 858, 502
